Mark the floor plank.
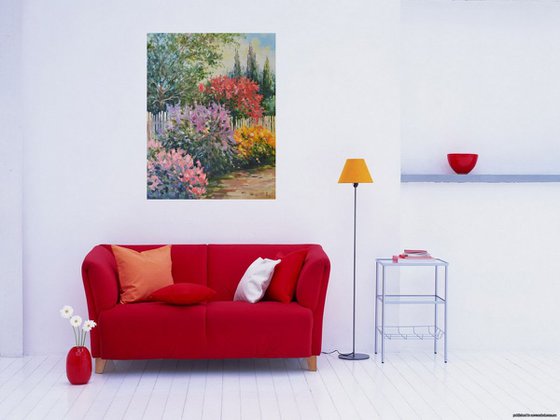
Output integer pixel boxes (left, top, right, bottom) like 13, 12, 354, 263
0, 357, 18, 375
181, 360, 207, 420
0, 356, 61, 418
471, 353, 558, 412
391, 354, 461, 420
201, 359, 223, 420
360, 355, 422, 419
160, 359, 191, 420
452, 352, 533, 414
103, 360, 148, 420
295, 358, 340, 420
380, 355, 441, 419
315, 355, 360, 420
325, 354, 381, 419
333, 355, 397, 419
0, 352, 556, 420
221, 359, 241, 420
268, 358, 300, 420
284, 358, 321, 420
505, 352, 560, 390
253, 359, 281, 420
142, 359, 179, 419
406, 352, 485, 419
122, 359, 162, 420
82, 361, 134, 419
238, 359, 261, 420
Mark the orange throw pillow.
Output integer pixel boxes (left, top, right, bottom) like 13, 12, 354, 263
112, 245, 174, 304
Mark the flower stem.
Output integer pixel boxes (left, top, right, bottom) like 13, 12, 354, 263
72, 327, 78, 347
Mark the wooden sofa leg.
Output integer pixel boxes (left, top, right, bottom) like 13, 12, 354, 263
306, 356, 317, 372
95, 358, 108, 374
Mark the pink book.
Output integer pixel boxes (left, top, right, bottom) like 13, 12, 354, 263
399, 254, 434, 260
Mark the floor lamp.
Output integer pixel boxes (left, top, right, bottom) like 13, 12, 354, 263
338, 158, 373, 361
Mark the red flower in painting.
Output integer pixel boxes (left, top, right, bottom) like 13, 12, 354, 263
205, 76, 263, 120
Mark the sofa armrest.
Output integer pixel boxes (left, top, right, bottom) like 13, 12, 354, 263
296, 245, 330, 311
82, 245, 119, 320
296, 246, 330, 356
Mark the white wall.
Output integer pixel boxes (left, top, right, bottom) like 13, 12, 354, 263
21, 0, 401, 354
18, 0, 560, 356
0, 0, 24, 356
401, 0, 560, 175
401, 183, 560, 350
400, 0, 560, 351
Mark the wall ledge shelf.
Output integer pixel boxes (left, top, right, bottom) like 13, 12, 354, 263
401, 174, 560, 183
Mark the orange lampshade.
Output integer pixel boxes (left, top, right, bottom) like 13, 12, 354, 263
338, 159, 374, 184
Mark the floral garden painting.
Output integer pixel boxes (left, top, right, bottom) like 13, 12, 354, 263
147, 33, 276, 199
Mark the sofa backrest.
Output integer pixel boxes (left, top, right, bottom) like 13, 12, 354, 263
101, 244, 208, 287
207, 244, 316, 301
102, 244, 317, 301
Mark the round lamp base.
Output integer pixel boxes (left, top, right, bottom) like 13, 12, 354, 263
338, 352, 370, 361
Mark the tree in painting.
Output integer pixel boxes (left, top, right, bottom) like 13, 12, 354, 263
147, 33, 276, 199
245, 44, 259, 84
232, 50, 242, 78
261, 57, 275, 116
147, 33, 238, 114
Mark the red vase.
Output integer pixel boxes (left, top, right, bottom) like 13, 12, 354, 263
66, 346, 92, 385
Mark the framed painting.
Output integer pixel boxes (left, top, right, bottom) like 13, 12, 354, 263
147, 33, 276, 199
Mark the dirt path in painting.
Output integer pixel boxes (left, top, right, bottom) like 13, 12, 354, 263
206, 166, 275, 199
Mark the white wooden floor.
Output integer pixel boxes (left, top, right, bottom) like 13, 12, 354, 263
0, 351, 558, 419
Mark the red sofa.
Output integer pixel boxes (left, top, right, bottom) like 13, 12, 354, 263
82, 244, 330, 373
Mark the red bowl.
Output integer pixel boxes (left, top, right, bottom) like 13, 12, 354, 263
447, 153, 478, 174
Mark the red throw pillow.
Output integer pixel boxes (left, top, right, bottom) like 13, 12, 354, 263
148, 283, 216, 305
265, 250, 308, 303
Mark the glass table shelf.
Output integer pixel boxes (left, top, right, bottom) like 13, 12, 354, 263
377, 294, 445, 304
376, 325, 445, 340
376, 258, 448, 267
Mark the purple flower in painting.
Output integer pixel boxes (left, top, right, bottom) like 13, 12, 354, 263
157, 103, 236, 176
187, 103, 235, 149
166, 104, 188, 127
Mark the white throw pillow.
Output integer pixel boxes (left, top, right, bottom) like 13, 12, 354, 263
234, 257, 281, 303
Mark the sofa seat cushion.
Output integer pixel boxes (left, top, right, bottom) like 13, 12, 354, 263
205, 301, 313, 358
98, 302, 207, 359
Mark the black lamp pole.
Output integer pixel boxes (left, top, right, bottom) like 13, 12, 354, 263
339, 183, 369, 361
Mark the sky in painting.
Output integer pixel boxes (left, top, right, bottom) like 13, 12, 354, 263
213, 33, 276, 77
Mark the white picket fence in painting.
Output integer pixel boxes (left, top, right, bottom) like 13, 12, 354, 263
147, 112, 168, 140
232, 116, 275, 132
147, 112, 275, 140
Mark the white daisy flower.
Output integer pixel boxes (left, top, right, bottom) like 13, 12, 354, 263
70, 315, 82, 328
82, 320, 97, 332
59, 305, 74, 319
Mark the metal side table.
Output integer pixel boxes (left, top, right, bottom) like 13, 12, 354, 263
374, 258, 449, 363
